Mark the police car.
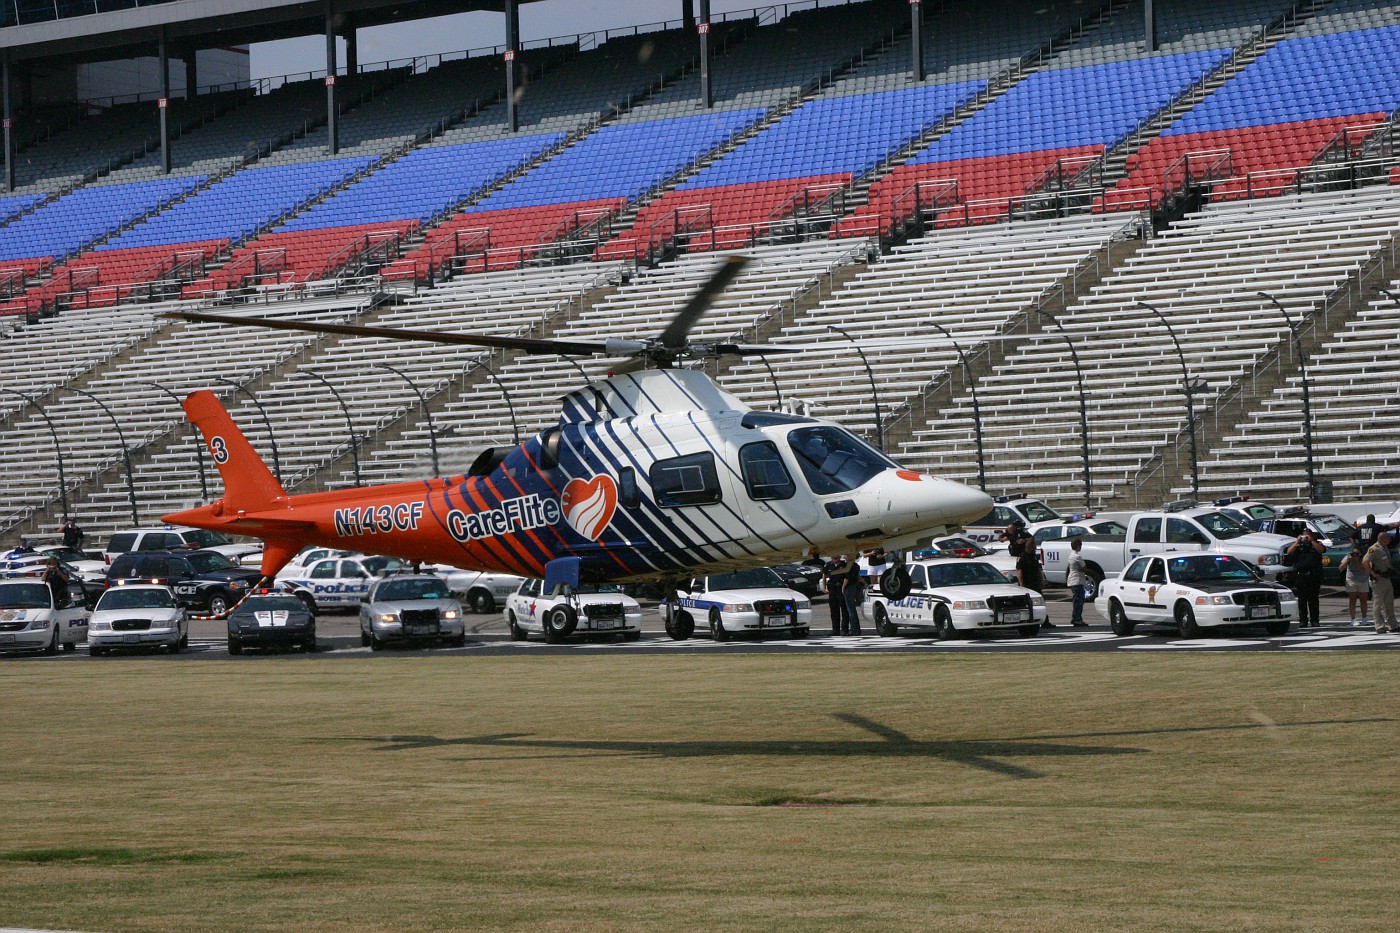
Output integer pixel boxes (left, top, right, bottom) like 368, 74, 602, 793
360, 574, 466, 650
866, 557, 1047, 639
961, 494, 1065, 545
913, 534, 1018, 582
0, 578, 89, 654
3, 553, 103, 609
1095, 553, 1296, 638
1247, 508, 1353, 548
429, 566, 526, 614
1211, 496, 1278, 524
275, 554, 408, 610
106, 549, 261, 616
665, 567, 812, 641
228, 592, 318, 654
504, 578, 642, 643
35, 545, 106, 584
87, 584, 188, 655
1036, 516, 1129, 591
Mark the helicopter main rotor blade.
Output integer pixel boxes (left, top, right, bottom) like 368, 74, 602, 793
655, 255, 749, 351
163, 310, 617, 357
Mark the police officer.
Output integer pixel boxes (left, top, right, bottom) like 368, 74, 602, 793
1287, 529, 1326, 628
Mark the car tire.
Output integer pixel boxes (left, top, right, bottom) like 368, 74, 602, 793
543, 606, 576, 643
507, 611, 527, 642
1264, 618, 1290, 637
1019, 624, 1040, 638
873, 604, 898, 637
934, 606, 956, 640
304, 637, 318, 652
709, 608, 729, 642
90, 646, 105, 657
370, 632, 385, 651
451, 634, 467, 648
44, 627, 60, 655
468, 590, 495, 614
62, 641, 77, 653
1107, 599, 1135, 636
1175, 602, 1202, 639
624, 631, 642, 642
208, 593, 230, 617
360, 629, 371, 647
228, 637, 243, 655
665, 611, 694, 641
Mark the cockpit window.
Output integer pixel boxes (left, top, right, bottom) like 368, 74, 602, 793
787, 426, 895, 496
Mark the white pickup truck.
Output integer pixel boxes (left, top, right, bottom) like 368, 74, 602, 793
1041, 506, 1294, 588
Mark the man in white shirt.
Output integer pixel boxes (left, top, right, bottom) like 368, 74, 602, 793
1066, 537, 1090, 628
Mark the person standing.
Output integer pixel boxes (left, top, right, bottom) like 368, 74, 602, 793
1287, 529, 1326, 628
1017, 538, 1051, 629
1065, 537, 1089, 627
60, 518, 85, 551
823, 555, 848, 636
1339, 542, 1370, 627
1354, 514, 1386, 552
40, 557, 71, 609
1364, 531, 1396, 634
841, 556, 865, 635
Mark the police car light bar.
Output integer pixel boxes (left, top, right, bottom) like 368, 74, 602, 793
993, 492, 1027, 503
1213, 496, 1250, 505
1163, 499, 1198, 512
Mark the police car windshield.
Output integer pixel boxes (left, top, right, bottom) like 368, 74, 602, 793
1020, 501, 1061, 523
360, 556, 407, 575
1196, 511, 1249, 540
925, 562, 1009, 587
185, 551, 236, 573
1311, 515, 1351, 540
231, 596, 305, 617
97, 588, 176, 610
0, 583, 51, 608
709, 568, 785, 590
378, 579, 449, 601
1167, 555, 1256, 583
575, 583, 621, 594
787, 426, 897, 495
183, 530, 232, 548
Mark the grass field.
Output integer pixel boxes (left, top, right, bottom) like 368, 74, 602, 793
2, 653, 1398, 932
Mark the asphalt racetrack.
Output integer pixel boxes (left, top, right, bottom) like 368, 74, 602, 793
15, 591, 1399, 660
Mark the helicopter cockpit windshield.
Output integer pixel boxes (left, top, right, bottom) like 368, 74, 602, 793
787, 426, 898, 495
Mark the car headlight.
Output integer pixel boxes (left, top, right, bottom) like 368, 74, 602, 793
440, 610, 460, 620
1195, 595, 1233, 606
952, 599, 987, 610
28, 618, 52, 630
1258, 555, 1280, 566
375, 613, 398, 624
229, 581, 249, 590
721, 603, 753, 613
794, 599, 811, 610
1030, 595, 1046, 607
90, 620, 111, 631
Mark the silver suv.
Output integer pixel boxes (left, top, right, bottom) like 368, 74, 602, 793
359, 574, 466, 651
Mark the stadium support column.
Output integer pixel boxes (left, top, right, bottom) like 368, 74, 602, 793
699, 0, 712, 109
345, 19, 358, 76
1144, 0, 1156, 53
910, 0, 924, 82
682, 0, 695, 30
184, 52, 197, 98
2, 57, 12, 193
505, 0, 519, 132
325, 0, 339, 155
158, 29, 171, 174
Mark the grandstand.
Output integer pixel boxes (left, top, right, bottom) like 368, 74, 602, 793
3, 0, 1400, 545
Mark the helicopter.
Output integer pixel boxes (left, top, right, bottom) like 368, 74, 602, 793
160, 257, 993, 604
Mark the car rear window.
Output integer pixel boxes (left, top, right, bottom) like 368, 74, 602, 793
108, 554, 141, 577
106, 533, 137, 554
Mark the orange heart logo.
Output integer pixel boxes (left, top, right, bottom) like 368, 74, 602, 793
561, 475, 618, 541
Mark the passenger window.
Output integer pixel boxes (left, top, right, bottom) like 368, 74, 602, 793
341, 562, 367, 579
993, 507, 1014, 526
1133, 518, 1162, 544
618, 467, 639, 509
1166, 519, 1198, 544
650, 452, 721, 508
738, 442, 795, 501
1122, 558, 1149, 583
143, 558, 169, 578
169, 558, 194, 578
309, 561, 337, 580
910, 565, 927, 590
1146, 559, 1166, 584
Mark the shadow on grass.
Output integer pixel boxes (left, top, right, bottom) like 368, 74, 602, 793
324, 712, 1153, 779
0, 847, 232, 865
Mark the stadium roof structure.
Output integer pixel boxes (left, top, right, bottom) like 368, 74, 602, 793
0, 1, 540, 64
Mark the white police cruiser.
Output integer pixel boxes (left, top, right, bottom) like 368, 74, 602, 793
0, 578, 89, 654
666, 567, 812, 641
961, 493, 1065, 545
1095, 553, 1296, 638
275, 554, 408, 610
87, 584, 188, 655
429, 566, 526, 614
504, 578, 642, 643
866, 557, 1047, 639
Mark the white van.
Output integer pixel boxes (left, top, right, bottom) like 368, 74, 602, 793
0, 579, 89, 654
